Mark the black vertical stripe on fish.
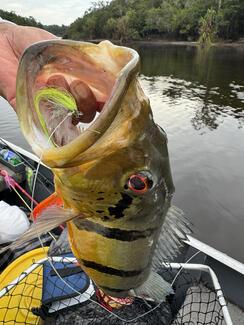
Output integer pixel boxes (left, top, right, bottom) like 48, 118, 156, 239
81, 259, 147, 277
108, 193, 133, 219
74, 219, 156, 241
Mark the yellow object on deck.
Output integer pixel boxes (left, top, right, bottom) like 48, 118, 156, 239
0, 247, 48, 325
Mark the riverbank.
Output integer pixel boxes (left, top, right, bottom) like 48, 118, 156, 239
89, 39, 244, 48
132, 40, 244, 48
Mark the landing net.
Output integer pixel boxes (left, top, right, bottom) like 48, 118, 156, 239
0, 255, 229, 325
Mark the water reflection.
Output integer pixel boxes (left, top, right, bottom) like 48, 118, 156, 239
134, 44, 244, 262
134, 44, 244, 130
191, 101, 220, 131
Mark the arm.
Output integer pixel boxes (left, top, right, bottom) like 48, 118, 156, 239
0, 22, 56, 109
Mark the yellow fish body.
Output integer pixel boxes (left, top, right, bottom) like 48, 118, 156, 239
12, 40, 189, 300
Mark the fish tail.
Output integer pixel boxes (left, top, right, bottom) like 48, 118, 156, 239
130, 271, 174, 302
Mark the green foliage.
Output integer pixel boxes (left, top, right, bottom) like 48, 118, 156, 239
44, 25, 68, 37
1, 1, 244, 42
0, 9, 67, 37
144, 6, 174, 35
198, 9, 217, 48
216, 0, 244, 40
0, 9, 43, 28
65, 0, 221, 41
104, 17, 117, 38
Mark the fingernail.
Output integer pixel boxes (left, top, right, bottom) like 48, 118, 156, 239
46, 74, 70, 91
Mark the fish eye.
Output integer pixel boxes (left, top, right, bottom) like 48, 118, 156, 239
126, 171, 153, 194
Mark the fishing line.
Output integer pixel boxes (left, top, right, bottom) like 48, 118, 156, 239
27, 108, 147, 321
6, 180, 57, 242
30, 108, 200, 323
31, 112, 75, 244
27, 110, 141, 322
0, 139, 54, 201
0, 138, 54, 189
99, 249, 203, 323
30, 111, 73, 211
87, 129, 101, 134
170, 250, 202, 286
11, 186, 32, 211
29, 110, 144, 321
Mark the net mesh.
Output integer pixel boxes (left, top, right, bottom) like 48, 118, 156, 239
0, 256, 226, 325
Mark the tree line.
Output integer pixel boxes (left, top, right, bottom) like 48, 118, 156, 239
0, 9, 67, 37
65, 0, 244, 42
0, 9, 43, 28
1, 1, 244, 42
65, 0, 244, 41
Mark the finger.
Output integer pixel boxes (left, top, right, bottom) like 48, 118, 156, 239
13, 26, 57, 58
69, 80, 98, 123
9, 98, 16, 109
0, 27, 18, 110
46, 74, 70, 90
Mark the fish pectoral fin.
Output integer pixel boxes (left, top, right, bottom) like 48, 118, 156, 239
32, 192, 63, 219
129, 272, 174, 302
0, 206, 82, 254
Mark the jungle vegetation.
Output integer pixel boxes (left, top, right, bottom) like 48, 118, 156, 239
0, 9, 67, 37
0, 9, 43, 28
1, 0, 244, 42
65, 0, 244, 42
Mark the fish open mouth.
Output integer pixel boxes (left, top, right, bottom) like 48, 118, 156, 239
33, 44, 118, 148
16, 40, 139, 163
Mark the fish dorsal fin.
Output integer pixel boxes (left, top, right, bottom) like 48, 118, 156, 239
0, 206, 80, 254
152, 205, 192, 270
130, 206, 191, 302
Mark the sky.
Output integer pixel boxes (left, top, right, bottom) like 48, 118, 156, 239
0, 0, 96, 25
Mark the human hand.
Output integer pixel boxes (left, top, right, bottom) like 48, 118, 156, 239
0, 23, 56, 109
0, 23, 102, 124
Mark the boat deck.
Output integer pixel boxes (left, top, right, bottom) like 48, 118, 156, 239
227, 302, 244, 325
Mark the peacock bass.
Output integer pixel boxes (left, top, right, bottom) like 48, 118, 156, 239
3, 40, 190, 301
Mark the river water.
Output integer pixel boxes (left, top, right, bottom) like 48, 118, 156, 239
0, 43, 244, 262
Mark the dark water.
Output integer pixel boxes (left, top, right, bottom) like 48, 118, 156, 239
0, 44, 244, 262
